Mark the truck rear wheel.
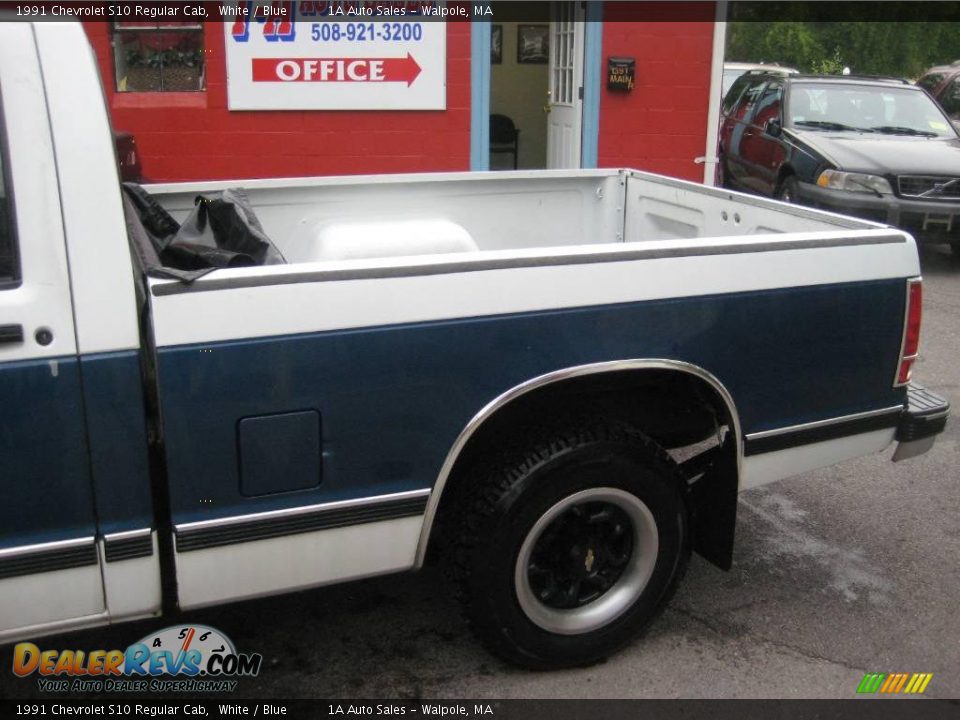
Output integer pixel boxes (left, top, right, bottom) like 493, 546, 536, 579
453, 421, 689, 669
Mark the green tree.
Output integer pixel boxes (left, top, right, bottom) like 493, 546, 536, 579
727, 12, 960, 79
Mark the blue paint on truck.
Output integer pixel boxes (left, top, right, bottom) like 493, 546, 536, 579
79, 351, 154, 535
0, 356, 97, 548
155, 279, 906, 525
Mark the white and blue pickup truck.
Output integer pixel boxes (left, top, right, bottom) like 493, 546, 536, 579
0, 22, 949, 669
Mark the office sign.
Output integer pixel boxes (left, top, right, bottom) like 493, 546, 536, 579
225, 1, 446, 110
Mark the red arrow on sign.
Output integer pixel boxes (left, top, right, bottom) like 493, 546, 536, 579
252, 54, 422, 86
381, 54, 422, 86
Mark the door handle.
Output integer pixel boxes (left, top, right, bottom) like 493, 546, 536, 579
0, 324, 24, 345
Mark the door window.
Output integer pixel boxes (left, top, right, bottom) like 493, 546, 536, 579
752, 83, 783, 129
723, 74, 755, 115
550, 4, 575, 106
731, 81, 764, 122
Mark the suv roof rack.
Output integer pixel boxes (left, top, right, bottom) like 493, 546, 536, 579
793, 74, 912, 85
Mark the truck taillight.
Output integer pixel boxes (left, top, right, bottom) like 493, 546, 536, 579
896, 278, 923, 386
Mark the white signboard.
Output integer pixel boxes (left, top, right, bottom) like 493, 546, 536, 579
225, 2, 446, 110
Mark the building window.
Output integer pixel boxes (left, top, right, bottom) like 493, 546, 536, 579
112, 22, 205, 92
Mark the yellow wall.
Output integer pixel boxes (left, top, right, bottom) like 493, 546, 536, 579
491, 22, 549, 169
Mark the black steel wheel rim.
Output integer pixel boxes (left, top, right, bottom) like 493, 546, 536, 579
526, 500, 634, 609
514, 487, 660, 635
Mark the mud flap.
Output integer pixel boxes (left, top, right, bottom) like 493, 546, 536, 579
683, 436, 739, 570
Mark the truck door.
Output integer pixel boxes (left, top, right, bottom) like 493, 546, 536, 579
0, 25, 106, 640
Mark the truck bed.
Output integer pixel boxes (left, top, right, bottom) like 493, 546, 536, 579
136, 168, 921, 610
143, 168, 883, 268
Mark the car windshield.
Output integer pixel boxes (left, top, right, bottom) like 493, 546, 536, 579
786, 83, 957, 138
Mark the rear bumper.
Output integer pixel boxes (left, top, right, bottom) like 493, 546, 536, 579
740, 383, 949, 488
893, 384, 950, 461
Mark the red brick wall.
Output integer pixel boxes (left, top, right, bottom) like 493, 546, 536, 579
85, 11, 717, 184
83, 22, 471, 182
598, 3, 715, 181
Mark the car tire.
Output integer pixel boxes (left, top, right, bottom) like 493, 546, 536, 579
776, 175, 799, 203
452, 420, 689, 669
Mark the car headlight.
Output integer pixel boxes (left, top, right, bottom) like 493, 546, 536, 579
816, 170, 893, 195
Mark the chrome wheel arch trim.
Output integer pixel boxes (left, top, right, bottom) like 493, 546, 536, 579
414, 359, 743, 568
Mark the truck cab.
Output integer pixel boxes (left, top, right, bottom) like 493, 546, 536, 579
0, 22, 160, 638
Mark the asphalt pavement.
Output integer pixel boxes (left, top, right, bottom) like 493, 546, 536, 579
2, 245, 957, 701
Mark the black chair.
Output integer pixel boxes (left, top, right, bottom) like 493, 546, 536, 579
490, 114, 520, 169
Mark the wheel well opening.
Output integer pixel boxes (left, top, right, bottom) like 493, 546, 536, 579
426, 367, 741, 569
776, 167, 796, 188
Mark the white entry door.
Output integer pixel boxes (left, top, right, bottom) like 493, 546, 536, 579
546, 1, 585, 169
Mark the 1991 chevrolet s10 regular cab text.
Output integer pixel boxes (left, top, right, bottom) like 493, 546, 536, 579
0, 23, 950, 669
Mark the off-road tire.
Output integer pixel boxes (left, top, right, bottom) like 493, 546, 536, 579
452, 420, 689, 669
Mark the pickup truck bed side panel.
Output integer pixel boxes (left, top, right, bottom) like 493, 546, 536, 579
149, 232, 916, 347
173, 500, 426, 609
149, 237, 909, 606
156, 279, 907, 522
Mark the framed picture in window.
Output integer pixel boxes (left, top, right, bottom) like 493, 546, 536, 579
517, 25, 549, 64
491, 25, 502, 64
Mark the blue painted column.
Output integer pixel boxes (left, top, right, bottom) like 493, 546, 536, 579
470, 22, 492, 171
581, 2, 603, 168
